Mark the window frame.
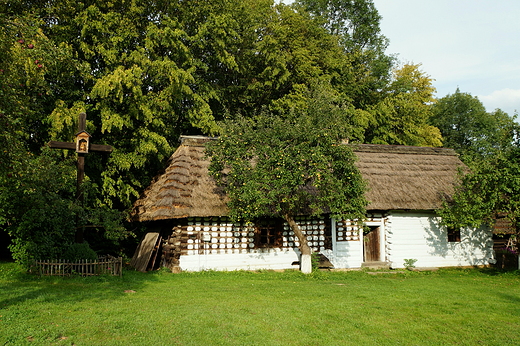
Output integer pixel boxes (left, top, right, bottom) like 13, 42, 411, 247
447, 226, 461, 242
255, 219, 283, 249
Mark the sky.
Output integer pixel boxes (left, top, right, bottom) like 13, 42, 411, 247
281, 0, 520, 116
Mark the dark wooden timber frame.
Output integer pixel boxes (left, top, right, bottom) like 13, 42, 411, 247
48, 112, 113, 243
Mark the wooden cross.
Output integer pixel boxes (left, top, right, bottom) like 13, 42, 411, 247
48, 112, 113, 243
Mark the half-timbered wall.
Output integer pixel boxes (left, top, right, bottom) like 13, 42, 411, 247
385, 211, 493, 268
171, 216, 332, 271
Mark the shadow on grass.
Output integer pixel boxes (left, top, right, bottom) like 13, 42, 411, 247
434, 265, 520, 277
0, 261, 164, 310
475, 266, 520, 276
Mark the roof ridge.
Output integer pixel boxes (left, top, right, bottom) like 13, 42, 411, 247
351, 143, 458, 156
178, 135, 458, 156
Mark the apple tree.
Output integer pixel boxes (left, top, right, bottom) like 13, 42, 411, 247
206, 87, 367, 273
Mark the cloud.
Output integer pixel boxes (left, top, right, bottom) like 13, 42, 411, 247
478, 89, 520, 115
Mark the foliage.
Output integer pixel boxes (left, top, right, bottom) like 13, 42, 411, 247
207, 85, 367, 272
207, 89, 367, 224
297, 0, 387, 49
430, 88, 517, 163
1, 0, 397, 213
311, 252, 321, 272
403, 258, 417, 270
296, 0, 394, 110
437, 97, 520, 260
61, 242, 98, 262
364, 64, 442, 146
0, 148, 127, 267
0, 9, 69, 173
439, 142, 520, 240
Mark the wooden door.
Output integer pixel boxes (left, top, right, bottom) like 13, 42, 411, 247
364, 226, 380, 262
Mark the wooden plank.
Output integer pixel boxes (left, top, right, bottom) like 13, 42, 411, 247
148, 236, 162, 271
90, 143, 113, 153
130, 232, 160, 272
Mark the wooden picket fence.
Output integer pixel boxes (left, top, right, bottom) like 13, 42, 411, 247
34, 256, 122, 277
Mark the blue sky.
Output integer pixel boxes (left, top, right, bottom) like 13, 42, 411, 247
281, 0, 520, 116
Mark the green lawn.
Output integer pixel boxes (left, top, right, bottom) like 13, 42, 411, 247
1, 263, 519, 346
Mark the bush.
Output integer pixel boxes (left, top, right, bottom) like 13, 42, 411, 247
61, 242, 98, 262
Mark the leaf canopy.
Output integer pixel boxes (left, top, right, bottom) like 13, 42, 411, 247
207, 86, 368, 223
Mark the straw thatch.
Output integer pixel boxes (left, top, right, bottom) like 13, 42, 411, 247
132, 136, 228, 221
354, 144, 464, 211
132, 136, 464, 222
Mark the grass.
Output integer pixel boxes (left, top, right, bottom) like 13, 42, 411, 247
1, 263, 519, 346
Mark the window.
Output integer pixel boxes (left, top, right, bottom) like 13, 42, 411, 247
255, 219, 283, 248
447, 226, 461, 242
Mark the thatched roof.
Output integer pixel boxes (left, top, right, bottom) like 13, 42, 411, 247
131, 136, 464, 222
354, 144, 464, 211
131, 136, 228, 222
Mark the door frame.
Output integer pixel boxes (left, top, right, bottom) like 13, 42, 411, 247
363, 220, 385, 263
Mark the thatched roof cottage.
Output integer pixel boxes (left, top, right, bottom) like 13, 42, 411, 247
130, 136, 493, 272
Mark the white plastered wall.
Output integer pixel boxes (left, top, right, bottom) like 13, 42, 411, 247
385, 211, 494, 268
180, 247, 301, 271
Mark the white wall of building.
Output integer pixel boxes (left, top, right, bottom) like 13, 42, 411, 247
179, 248, 300, 271
176, 212, 494, 271
386, 211, 494, 268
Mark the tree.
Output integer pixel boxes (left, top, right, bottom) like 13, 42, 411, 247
207, 86, 367, 273
296, 0, 387, 48
362, 64, 442, 146
430, 89, 517, 163
295, 0, 394, 109
438, 141, 520, 268
3, 0, 384, 210
0, 5, 129, 264
0, 147, 128, 267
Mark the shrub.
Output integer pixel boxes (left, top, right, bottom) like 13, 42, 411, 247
61, 242, 98, 262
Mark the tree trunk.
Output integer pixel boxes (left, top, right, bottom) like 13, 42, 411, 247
283, 213, 312, 274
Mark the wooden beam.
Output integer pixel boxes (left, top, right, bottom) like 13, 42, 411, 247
48, 141, 75, 150
78, 112, 86, 133
90, 143, 113, 153
48, 141, 113, 153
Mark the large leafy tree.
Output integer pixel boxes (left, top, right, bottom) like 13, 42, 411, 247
430, 89, 517, 163
435, 93, 520, 266
363, 64, 442, 146
0, 9, 76, 263
3, 0, 390, 210
438, 141, 520, 267
296, 0, 393, 109
207, 86, 367, 273
0, 2, 130, 263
